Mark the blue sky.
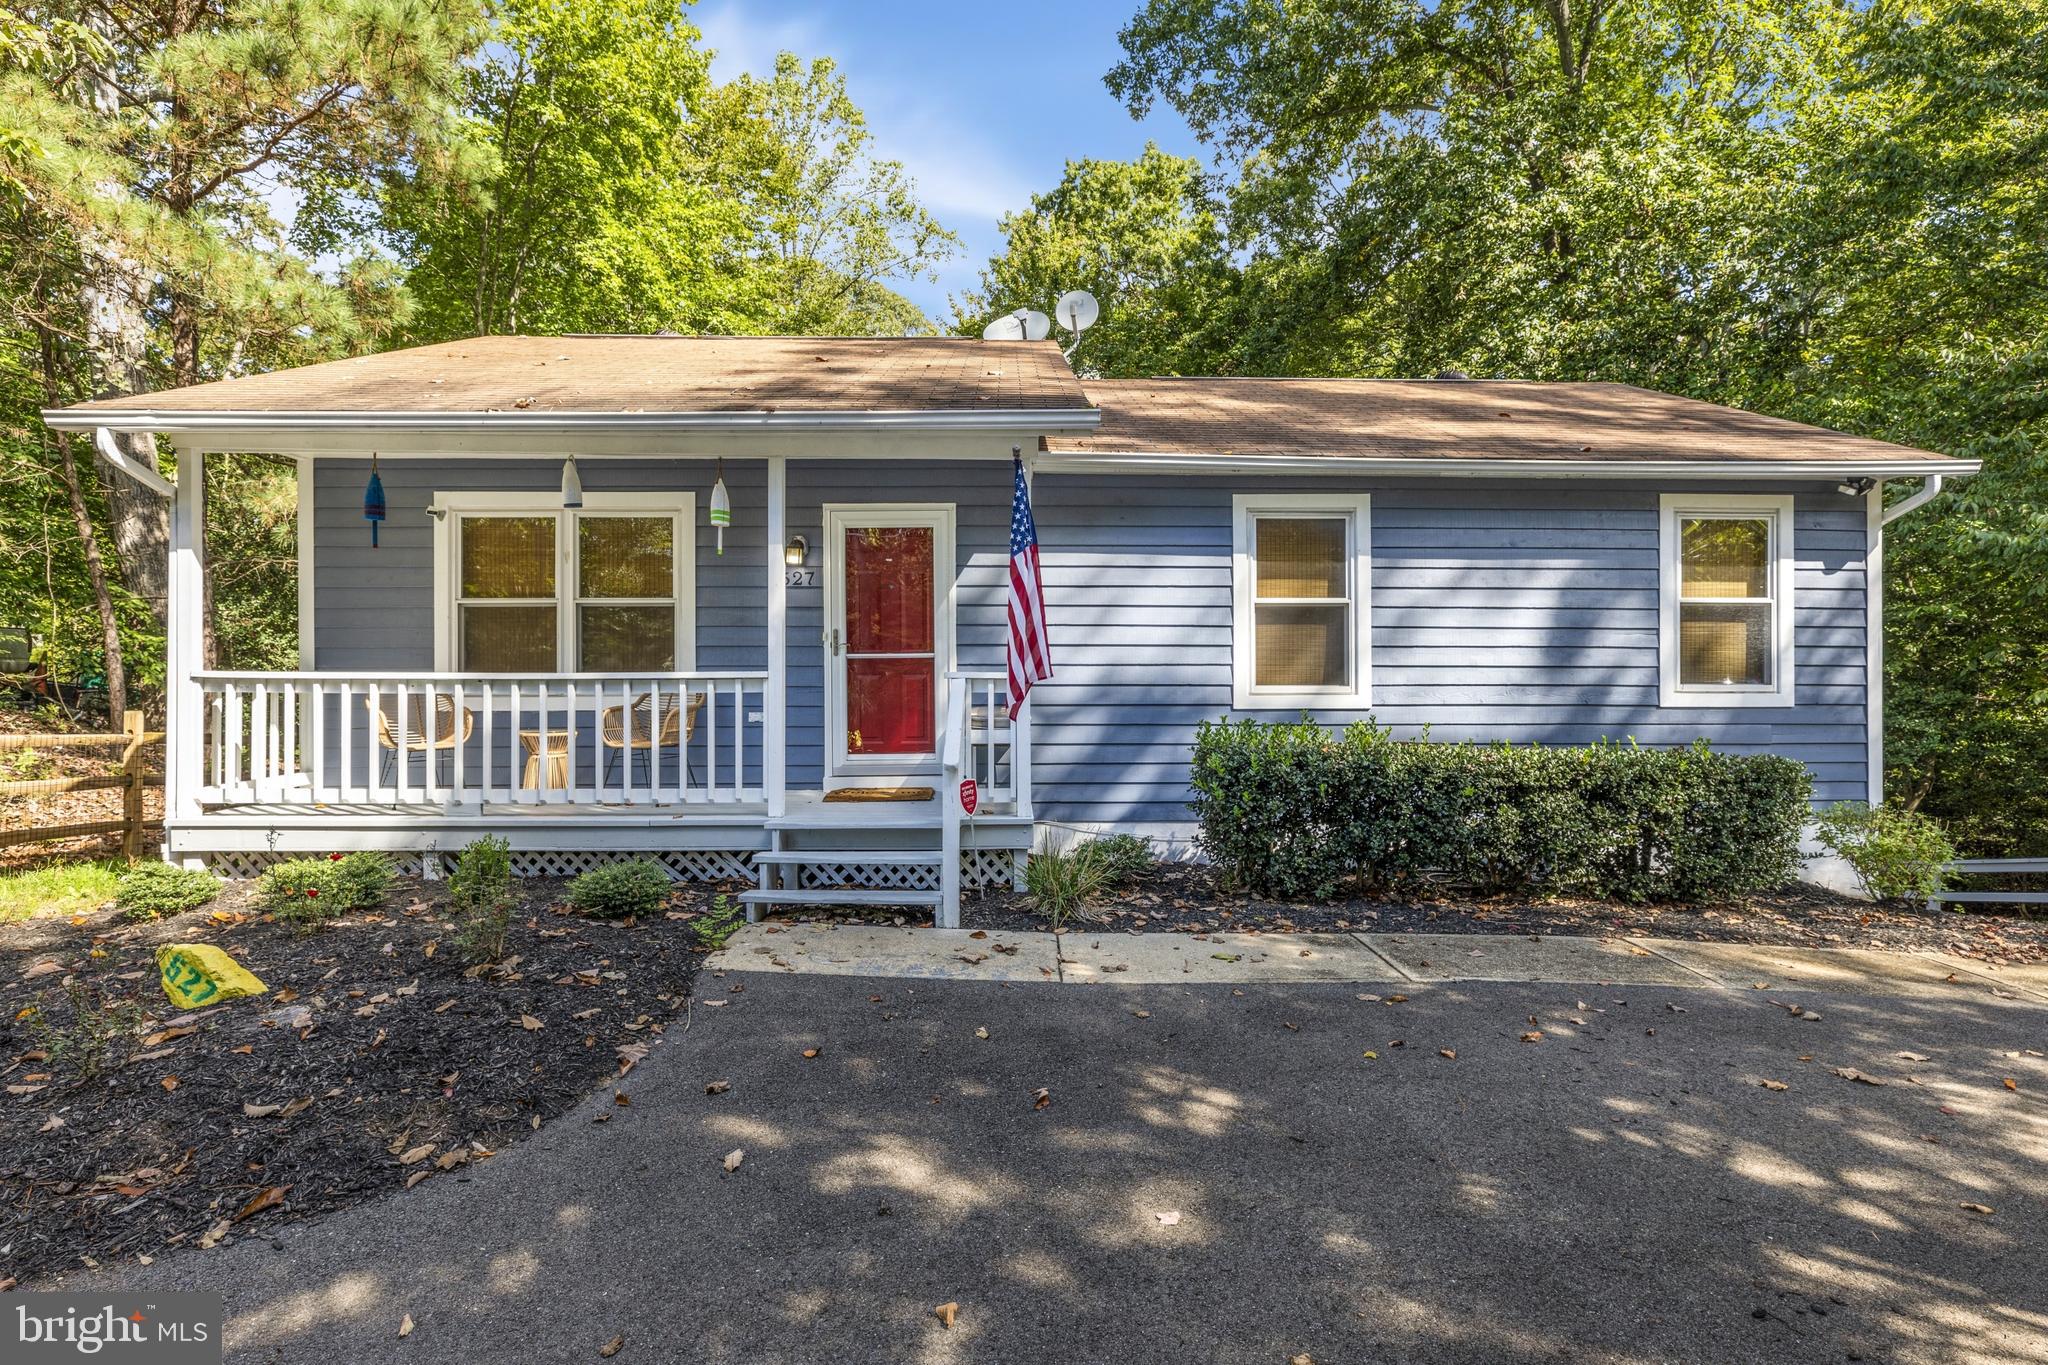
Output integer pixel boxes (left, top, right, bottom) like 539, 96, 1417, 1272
693, 0, 1203, 323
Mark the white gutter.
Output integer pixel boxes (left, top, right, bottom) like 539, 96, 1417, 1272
92, 426, 175, 497
1036, 451, 1979, 481
1880, 473, 1946, 525
42, 407, 1103, 436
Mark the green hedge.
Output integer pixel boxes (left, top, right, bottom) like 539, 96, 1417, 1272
1189, 719, 1812, 903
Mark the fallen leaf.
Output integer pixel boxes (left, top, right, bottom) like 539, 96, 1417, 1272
974, 1026, 989, 1040
600, 1335, 625, 1358
38, 1114, 63, 1133
722, 1148, 744, 1172
231, 1044, 254, 1056
196, 1219, 232, 1249
233, 1185, 290, 1222
406, 1171, 431, 1189
1031, 1086, 1052, 1110
160, 1075, 179, 1092
617, 1042, 649, 1076
1362, 1050, 1378, 1060
520, 1015, 543, 1031
2004, 1077, 2019, 1091
398, 1314, 413, 1338
1155, 1211, 1181, 1226
143, 1025, 197, 1047
1897, 1052, 1931, 1063
801, 1048, 820, 1059
436, 1150, 467, 1171
1834, 1068, 1885, 1086
933, 1303, 959, 1330
23, 961, 63, 978
1760, 1080, 1789, 1091
1960, 1202, 1994, 1216
399, 1144, 435, 1165
1439, 1049, 1457, 1061
1520, 1032, 1543, 1043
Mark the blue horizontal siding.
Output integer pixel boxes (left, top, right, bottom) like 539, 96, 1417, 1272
314, 462, 1873, 828
1025, 475, 1871, 827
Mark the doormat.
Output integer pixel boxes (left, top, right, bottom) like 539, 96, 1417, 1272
823, 787, 936, 803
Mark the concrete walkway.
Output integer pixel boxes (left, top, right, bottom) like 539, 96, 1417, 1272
708, 922, 2048, 1004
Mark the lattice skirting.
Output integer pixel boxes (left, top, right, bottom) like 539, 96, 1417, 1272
201, 848, 755, 883
794, 849, 1015, 891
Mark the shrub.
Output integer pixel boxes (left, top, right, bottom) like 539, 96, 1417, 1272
567, 859, 670, 919
1024, 844, 1109, 928
259, 851, 393, 927
1091, 833, 1155, 886
448, 836, 514, 963
1189, 718, 1813, 904
116, 862, 223, 921
332, 851, 394, 908
1815, 802, 1956, 903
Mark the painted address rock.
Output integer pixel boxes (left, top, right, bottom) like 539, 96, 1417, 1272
156, 943, 267, 1010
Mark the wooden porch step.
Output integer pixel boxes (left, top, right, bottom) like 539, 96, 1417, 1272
737, 887, 943, 919
752, 849, 944, 866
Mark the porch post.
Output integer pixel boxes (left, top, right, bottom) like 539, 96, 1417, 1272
165, 443, 206, 856
765, 456, 787, 817
295, 456, 315, 669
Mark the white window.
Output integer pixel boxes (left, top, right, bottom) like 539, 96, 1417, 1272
1659, 493, 1795, 708
433, 492, 695, 672
1231, 493, 1371, 709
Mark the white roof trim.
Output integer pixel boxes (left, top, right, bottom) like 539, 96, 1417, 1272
1034, 451, 1978, 480
41, 407, 1101, 435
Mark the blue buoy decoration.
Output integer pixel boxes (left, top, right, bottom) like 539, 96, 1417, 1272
364, 454, 386, 547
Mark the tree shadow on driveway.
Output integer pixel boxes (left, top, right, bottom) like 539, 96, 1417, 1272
76, 975, 2048, 1364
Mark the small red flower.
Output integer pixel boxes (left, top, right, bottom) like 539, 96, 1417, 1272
328, 852, 345, 862
305, 888, 319, 899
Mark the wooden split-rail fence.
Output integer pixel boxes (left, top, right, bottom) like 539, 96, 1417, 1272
0, 711, 164, 859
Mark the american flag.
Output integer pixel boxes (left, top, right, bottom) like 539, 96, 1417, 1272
1007, 451, 1053, 717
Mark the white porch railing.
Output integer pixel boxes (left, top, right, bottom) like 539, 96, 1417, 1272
940, 670, 1027, 928
197, 671, 767, 809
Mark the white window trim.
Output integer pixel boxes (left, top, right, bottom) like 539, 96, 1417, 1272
1231, 492, 1372, 710
1659, 492, 1795, 709
431, 490, 696, 672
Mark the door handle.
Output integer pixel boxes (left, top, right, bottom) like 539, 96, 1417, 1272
825, 628, 840, 656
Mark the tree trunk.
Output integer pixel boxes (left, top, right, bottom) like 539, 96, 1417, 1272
38, 319, 126, 721
49, 432, 128, 722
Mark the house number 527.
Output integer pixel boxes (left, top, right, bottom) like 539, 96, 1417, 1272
785, 568, 818, 588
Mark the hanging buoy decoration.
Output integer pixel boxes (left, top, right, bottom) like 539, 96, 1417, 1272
363, 454, 386, 547
709, 458, 731, 555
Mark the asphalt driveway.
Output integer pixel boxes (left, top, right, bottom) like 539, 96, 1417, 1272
65, 972, 2048, 1364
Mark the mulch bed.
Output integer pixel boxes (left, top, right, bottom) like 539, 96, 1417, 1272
0, 875, 737, 1284
955, 863, 2048, 966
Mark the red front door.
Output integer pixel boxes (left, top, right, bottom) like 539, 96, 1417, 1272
829, 510, 948, 774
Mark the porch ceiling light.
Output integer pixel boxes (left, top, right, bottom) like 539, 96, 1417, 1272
784, 534, 808, 566
561, 455, 583, 509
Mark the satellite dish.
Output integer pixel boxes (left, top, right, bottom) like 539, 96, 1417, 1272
981, 314, 1026, 341
1015, 308, 1052, 341
1056, 290, 1099, 334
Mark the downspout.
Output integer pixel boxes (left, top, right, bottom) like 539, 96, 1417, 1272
1880, 474, 1945, 526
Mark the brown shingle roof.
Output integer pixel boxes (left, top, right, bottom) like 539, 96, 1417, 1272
60, 335, 1091, 415
1057, 378, 1966, 467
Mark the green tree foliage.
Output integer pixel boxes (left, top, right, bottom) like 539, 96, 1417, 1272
953, 143, 1236, 375
317, 10, 955, 340
997, 0, 2043, 852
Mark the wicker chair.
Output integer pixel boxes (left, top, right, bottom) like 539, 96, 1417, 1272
600, 691, 706, 788
368, 693, 475, 787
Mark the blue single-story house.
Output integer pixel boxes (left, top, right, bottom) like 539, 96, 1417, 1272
43, 336, 1975, 923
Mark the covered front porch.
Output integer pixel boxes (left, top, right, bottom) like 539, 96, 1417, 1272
158, 441, 1053, 923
